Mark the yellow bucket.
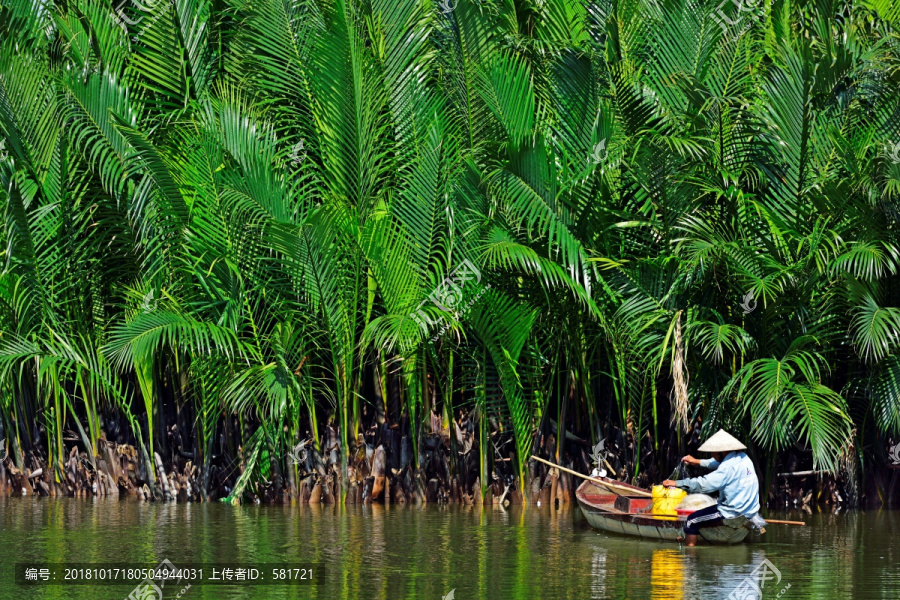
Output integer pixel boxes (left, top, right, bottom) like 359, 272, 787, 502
650, 485, 686, 516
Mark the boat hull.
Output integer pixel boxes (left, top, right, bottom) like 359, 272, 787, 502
576, 481, 749, 545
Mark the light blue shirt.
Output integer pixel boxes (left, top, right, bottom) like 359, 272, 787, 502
675, 451, 760, 519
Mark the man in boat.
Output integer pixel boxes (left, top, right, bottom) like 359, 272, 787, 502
661, 430, 761, 547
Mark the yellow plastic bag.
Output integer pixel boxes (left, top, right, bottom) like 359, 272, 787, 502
650, 485, 687, 515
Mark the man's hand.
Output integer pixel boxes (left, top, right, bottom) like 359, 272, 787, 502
662, 479, 678, 488
681, 455, 701, 465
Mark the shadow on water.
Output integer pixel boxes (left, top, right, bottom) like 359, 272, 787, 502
1, 497, 899, 599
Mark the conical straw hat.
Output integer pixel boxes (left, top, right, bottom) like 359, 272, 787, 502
697, 429, 746, 452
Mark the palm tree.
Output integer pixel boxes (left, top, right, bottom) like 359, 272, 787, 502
1, 0, 899, 504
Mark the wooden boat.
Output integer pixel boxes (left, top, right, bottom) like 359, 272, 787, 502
575, 479, 750, 544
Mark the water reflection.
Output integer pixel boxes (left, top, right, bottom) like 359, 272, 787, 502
590, 548, 606, 599
0, 498, 898, 599
650, 549, 683, 600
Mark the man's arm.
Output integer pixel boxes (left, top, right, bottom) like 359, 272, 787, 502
674, 467, 727, 494
682, 455, 719, 469
662, 456, 724, 488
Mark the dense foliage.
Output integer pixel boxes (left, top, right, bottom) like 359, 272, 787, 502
2, 0, 900, 501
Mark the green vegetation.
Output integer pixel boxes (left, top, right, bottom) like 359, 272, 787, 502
1, 0, 899, 502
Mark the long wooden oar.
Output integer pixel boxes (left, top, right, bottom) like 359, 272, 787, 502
530, 455, 652, 497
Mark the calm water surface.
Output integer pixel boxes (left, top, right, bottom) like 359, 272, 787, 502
1, 497, 898, 599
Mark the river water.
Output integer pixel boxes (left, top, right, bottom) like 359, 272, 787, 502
0, 498, 898, 599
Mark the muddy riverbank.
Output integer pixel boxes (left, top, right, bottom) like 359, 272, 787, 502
3, 419, 899, 510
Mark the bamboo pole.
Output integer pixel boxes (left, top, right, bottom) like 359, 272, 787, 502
776, 470, 830, 477
530, 455, 652, 497
590, 503, 805, 526
763, 519, 805, 526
